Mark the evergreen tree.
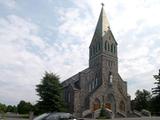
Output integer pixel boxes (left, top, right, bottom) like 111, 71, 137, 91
152, 69, 160, 96
151, 69, 160, 115
150, 95, 160, 115
36, 72, 65, 113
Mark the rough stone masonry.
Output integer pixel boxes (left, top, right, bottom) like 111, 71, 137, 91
62, 5, 131, 118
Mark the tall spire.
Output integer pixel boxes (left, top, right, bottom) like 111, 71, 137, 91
95, 3, 110, 36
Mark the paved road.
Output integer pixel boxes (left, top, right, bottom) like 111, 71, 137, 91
85, 117, 160, 120
4, 118, 28, 120
113, 117, 160, 120
0, 117, 28, 120
2, 117, 160, 120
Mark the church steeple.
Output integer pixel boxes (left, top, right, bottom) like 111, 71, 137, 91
89, 4, 118, 69
95, 3, 110, 37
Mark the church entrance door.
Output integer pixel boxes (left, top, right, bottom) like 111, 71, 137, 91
106, 94, 116, 113
105, 103, 111, 110
93, 98, 100, 111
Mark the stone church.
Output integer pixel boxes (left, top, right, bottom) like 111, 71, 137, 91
62, 5, 131, 118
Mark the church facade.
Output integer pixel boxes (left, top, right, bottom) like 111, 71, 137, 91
62, 5, 131, 118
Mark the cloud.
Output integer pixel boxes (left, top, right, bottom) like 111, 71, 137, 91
71, 0, 160, 97
61, 1, 160, 101
0, 0, 160, 105
0, 15, 47, 104
0, 10, 92, 105
0, 0, 16, 9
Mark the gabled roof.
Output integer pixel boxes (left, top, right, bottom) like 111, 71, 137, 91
61, 68, 90, 88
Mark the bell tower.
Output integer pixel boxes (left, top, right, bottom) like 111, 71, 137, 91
89, 4, 118, 84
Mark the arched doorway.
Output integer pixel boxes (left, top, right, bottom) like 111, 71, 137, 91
119, 100, 125, 112
106, 94, 116, 113
93, 98, 101, 111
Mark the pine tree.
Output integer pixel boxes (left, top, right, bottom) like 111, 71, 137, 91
36, 72, 65, 113
151, 69, 160, 115
152, 69, 160, 96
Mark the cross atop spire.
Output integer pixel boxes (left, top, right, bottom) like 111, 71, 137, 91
101, 3, 104, 7
94, 4, 110, 36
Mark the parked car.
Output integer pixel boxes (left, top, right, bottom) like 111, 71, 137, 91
33, 112, 76, 120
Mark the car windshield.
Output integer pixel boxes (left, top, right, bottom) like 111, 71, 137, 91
34, 113, 49, 120
57, 113, 72, 118
46, 113, 73, 120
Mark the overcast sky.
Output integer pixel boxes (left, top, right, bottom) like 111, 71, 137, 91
0, 0, 160, 105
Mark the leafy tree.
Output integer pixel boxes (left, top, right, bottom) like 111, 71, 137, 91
13, 105, 17, 113
0, 103, 17, 113
0, 102, 7, 113
36, 72, 66, 113
6, 105, 14, 112
131, 99, 136, 111
133, 89, 151, 111
17, 100, 33, 114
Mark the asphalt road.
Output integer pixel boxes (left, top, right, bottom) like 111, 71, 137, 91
0, 118, 28, 120
114, 117, 160, 120
4, 118, 28, 120
2, 117, 160, 120
85, 117, 160, 120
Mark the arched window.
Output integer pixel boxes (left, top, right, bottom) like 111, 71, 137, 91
68, 92, 71, 102
109, 71, 113, 83
105, 41, 107, 50
89, 84, 91, 92
111, 44, 113, 53
92, 80, 95, 89
95, 74, 98, 87
114, 45, 116, 54
119, 101, 125, 112
108, 43, 110, 51
98, 42, 100, 50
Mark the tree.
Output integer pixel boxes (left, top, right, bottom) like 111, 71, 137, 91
98, 107, 110, 119
133, 89, 151, 111
17, 100, 33, 114
152, 69, 160, 96
36, 72, 65, 113
0, 103, 17, 113
0, 102, 7, 113
13, 105, 17, 113
151, 69, 160, 115
6, 105, 15, 112
6, 105, 17, 113
150, 95, 160, 115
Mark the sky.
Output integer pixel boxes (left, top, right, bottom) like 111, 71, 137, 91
0, 0, 160, 105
